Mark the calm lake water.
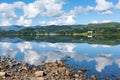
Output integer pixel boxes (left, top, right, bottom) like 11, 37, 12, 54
0, 36, 120, 79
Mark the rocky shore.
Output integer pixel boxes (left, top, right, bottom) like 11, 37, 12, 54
0, 57, 119, 80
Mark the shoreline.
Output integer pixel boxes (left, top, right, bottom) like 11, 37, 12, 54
0, 57, 119, 80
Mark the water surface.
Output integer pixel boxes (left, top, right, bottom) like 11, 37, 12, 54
0, 36, 120, 79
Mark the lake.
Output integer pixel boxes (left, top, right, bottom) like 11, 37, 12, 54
0, 36, 120, 79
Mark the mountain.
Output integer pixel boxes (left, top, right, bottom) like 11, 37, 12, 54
0, 25, 25, 31
0, 22, 120, 32
32, 22, 120, 32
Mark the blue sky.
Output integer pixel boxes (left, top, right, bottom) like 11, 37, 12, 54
0, 0, 120, 26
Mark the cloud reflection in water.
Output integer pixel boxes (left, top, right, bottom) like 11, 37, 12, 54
0, 42, 120, 72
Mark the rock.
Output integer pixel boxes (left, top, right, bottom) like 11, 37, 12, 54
90, 74, 97, 80
0, 65, 4, 69
0, 72, 6, 77
31, 77, 44, 80
37, 77, 44, 80
35, 71, 44, 77
79, 68, 89, 72
78, 70, 83, 73
74, 74, 79, 78
116, 78, 120, 80
105, 77, 109, 80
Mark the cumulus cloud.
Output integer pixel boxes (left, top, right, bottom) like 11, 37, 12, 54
0, 3, 17, 20
70, 6, 83, 15
102, 10, 112, 15
116, 0, 120, 9
22, 0, 64, 18
17, 16, 32, 26
0, 0, 118, 26
23, 3, 40, 18
70, 0, 113, 15
1, 20, 11, 26
85, 6, 94, 12
13, 1, 26, 9
39, 14, 76, 25
94, 0, 113, 11
0, 0, 65, 26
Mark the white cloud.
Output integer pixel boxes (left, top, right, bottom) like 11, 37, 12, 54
102, 10, 112, 14
116, 0, 120, 9
91, 20, 98, 24
85, 6, 94, 12
0, 0, 116, 26
23, 3, 40, 18
1, 20, 11, 26
0, 3, 17, 20
70, 6, 83, 15
13, 1, 26, 9
102, 20, 112, 23
94, 0, 113, 11
91, 20, 112, 24
0, 0, 64, 26
39, 0, 64, 17
39, 15, 76, 25
22, 0, 64, 18
70, 0, 113, 15
17, 16, 32, 26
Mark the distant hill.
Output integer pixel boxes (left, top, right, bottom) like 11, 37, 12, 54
19, 22, 120, 32
0, 22, 120, 32
0, 25, 25, 31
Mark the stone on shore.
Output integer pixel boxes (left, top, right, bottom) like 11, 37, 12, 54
35, 71, 44, 77
90, 74, 97, 80
0, 72, 6, 77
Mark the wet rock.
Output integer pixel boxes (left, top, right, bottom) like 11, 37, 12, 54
74, 74, 79, 78
116, 78, 120, 80
35, 71, 44, 77
105, 77, 109, 80
79, 68, 89, 72
90, 74, 97, 80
